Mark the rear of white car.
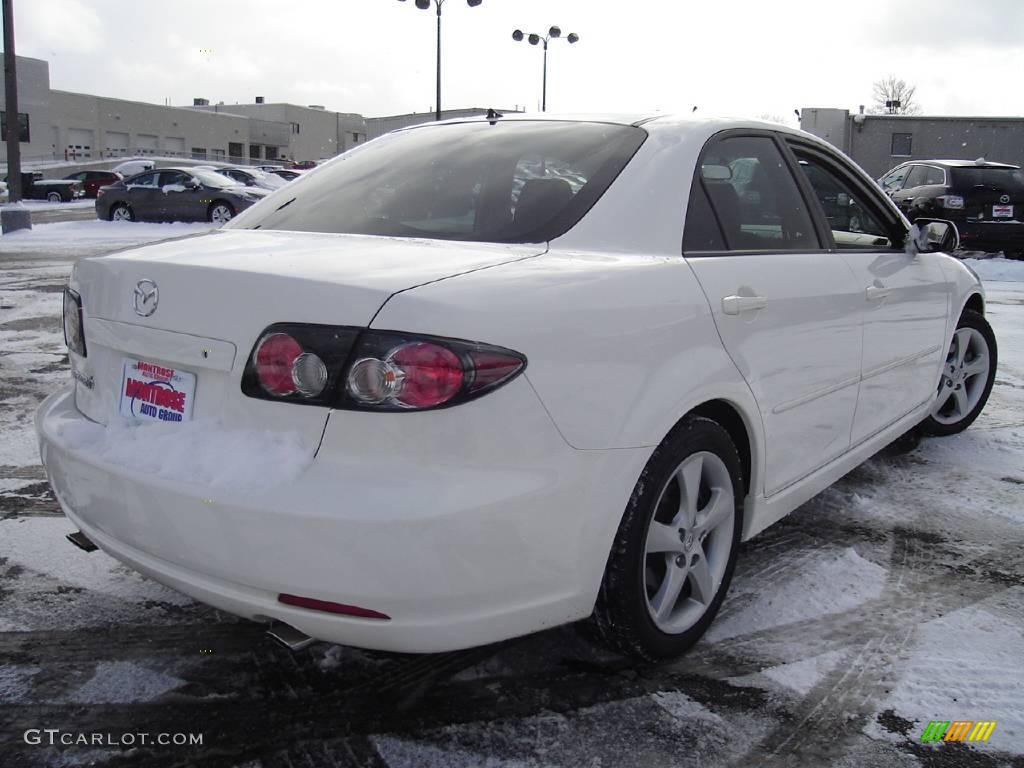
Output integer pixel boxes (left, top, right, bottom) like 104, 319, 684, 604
36, 119, 654, 652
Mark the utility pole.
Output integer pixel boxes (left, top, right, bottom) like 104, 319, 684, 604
1, 0, 30, 232
3, 0, 22, 202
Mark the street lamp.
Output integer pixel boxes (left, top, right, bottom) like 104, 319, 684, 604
511, 25, 579, 112
398, 0, 484, 122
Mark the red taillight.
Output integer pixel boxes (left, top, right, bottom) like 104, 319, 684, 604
253, 333, 328, 398
243, 324, 526, 411
278, 593, 390, 620
390, 342, 464, 407
254, 333, 303, 395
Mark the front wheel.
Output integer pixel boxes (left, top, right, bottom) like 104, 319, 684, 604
591, 415, 744, 661
46, 191, 63, 203
209, 201, 235, 225
918, 309, 997, 436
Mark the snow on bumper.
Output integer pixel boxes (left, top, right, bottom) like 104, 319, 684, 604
35, 384, 648, 652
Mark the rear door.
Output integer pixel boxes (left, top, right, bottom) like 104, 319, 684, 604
788, 140, 950, 444
683, 131, 864, 496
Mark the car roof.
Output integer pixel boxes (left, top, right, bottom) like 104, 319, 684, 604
895, 158, 1021, 169
398, 112, 831, 148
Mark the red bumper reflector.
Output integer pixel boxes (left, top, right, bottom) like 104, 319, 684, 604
277, 593, 390, 620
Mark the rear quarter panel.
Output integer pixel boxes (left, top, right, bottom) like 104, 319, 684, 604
371, 249, 763, 470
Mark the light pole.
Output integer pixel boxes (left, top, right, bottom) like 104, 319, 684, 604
511, 26, 579, 112
398, 0, 483, 122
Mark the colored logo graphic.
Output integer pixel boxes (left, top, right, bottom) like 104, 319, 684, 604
920, 720, 997, 743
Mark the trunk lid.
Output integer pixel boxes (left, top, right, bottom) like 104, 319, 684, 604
70, 229, 543, 439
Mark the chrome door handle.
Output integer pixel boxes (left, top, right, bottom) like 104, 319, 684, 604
865, 285, 891, 301
722, 295, 768, 315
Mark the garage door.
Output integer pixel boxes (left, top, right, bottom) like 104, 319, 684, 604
164, 136, 185, 156
136, 134, 158, 155
67, 128, 94, 160
105, 131, 129, 157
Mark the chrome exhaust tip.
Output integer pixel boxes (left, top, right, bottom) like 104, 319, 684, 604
266, 622, 316, 652
66, 530, 98, 552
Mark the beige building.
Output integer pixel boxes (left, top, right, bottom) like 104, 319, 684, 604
1, 55, 367, 167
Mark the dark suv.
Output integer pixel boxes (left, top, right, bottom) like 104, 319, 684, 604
879, 159, 1024, 257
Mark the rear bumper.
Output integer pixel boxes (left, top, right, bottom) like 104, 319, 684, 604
955, 220, 1024, 253
36, 385, 647, 652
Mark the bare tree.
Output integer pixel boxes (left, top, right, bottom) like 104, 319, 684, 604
871, 76, 921, 115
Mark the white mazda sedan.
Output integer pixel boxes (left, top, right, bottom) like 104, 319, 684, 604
37, 115, 996, 660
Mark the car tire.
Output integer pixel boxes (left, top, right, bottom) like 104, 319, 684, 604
918, 309, 997, 437
46, 191, 62, 203
209, 201, 235, 225
591, 415, 744, 662
109, 203, 135, 222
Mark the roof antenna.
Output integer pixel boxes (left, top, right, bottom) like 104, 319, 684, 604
486, 108, 503, 124
692, 105, 698, 112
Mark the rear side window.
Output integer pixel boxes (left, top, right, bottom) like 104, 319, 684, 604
683, 180, 727, 252
695, 135, 819, 251
232, 121, 646, 243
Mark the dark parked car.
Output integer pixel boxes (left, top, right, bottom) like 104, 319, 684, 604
269, 168, 303, 181
216, 166, 288, 191
64, 170, 122, 198
4, 172, 85, 203
95, 167, 269, 224
880, 159, 1024, 257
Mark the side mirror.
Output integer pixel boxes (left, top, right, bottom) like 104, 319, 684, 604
186, 178, 200, 189
908, 219, 959, 254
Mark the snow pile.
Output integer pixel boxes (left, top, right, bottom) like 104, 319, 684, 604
1, 199, 94, 212
961, 256, 1024, 282
59, 417, 313, 491
707, 547, 887, 642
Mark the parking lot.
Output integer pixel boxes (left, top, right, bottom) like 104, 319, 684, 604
0, 216, 1021, 767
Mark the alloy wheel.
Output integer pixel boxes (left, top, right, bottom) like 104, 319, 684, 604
932, 327, 990, 425
211, 204, 233, 225
111, 206, 132, 222
644, 450, 735, 634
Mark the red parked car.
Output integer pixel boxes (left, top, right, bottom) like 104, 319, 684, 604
64, 170, 122, 199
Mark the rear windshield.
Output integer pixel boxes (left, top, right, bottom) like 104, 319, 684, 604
229, 120, 646, 243
952, 167, 1024, 191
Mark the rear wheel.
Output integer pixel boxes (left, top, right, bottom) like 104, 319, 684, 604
591, 415, 743, 661
919, 309, 996, 436
46, 191, 62, 203
110, 203, 134, 222
209, 201, 234, 225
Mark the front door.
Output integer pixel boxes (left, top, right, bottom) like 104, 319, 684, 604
683, 133, 864, 496
789, 143, 950, 444
157, 170, 204, 221
124, 171, 160, 221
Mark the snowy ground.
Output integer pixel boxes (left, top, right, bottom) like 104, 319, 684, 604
1, 244, 1023, 767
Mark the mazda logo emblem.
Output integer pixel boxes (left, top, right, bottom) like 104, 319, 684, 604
133, 279, 159, 317
1000, 194, 1011, 204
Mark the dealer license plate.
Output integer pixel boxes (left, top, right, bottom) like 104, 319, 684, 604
992, 205, 1014, 218
119, 357, 196, 423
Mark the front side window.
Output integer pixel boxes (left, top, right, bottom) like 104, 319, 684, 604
231, 121, 646, 243
127, 172, 158, 187
793, 151, 899, 250
880, 165, 910, 193
694, 135, 819, 251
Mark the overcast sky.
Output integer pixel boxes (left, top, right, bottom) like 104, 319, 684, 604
12, 0, 1024, 121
